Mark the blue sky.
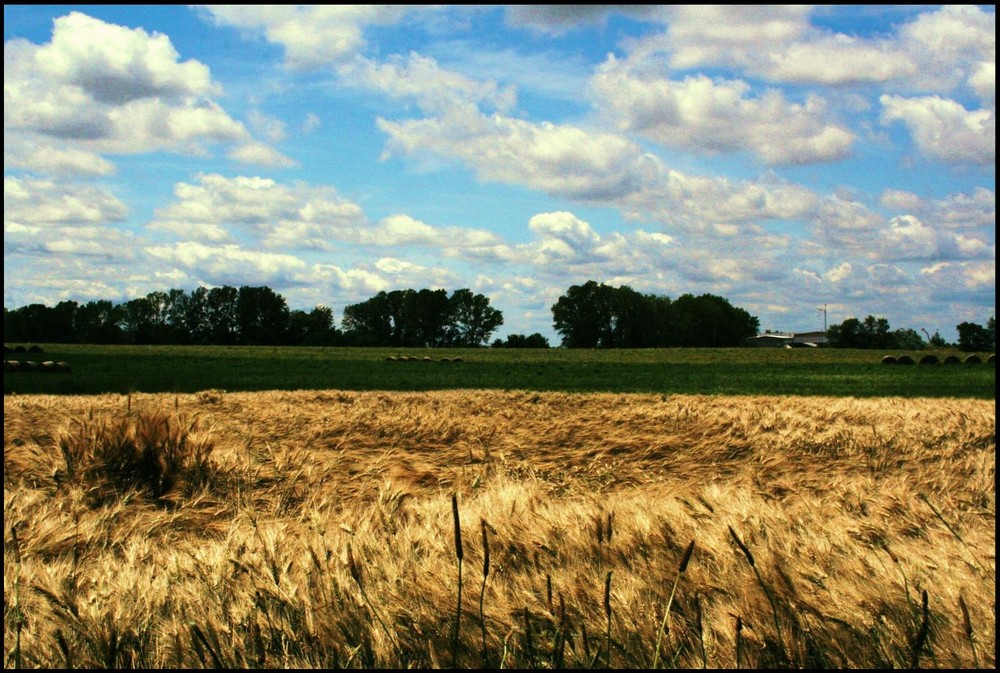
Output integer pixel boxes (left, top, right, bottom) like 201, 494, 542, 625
4, 5, 995, 343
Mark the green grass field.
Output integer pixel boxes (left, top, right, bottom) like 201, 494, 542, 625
4, 344, 994, 397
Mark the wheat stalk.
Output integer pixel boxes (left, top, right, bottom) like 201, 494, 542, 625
451, 493, 464, 667
728, 525, 784, 657
479, 518, 490, 665
958, 594, 978, 668
652, 539, 695, 668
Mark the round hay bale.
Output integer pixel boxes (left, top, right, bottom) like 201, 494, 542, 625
452, 357, 464, 363
5, 360, 21, 372
385, 356, 397, 362
41, 361, 57, 372
3, 344, 12, 354
55, 361, 71, 373
943, 355, 961, 365
422, 356, 433, 362
963, 354, 982, 364
23, 360, 40, 371
918, 354, 939, 365
881, 355, 897, 365
896, 355, 915, 365
988, 354, 995, 364
14, 345, 26, 353
440, 357, 451, 363
29, 344, 44, 353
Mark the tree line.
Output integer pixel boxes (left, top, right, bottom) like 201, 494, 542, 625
825, 314, 995, 352
2, 286, 508, 348
13, 280, 986, 351
551, 281, 760, 348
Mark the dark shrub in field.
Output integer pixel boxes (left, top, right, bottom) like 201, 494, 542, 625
57, 410, 215, 506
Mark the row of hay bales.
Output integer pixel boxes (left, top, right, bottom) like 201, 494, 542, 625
5, 360, 71, 373
881, 353, 994, 365
384, 355, 465, 363
4, 344, 44, 354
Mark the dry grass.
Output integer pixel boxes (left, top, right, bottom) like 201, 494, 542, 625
4, 390, 995, 669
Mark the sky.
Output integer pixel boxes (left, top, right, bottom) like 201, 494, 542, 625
3, 5, 995, 344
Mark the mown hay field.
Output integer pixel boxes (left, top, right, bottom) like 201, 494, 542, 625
4, 390, 995, 669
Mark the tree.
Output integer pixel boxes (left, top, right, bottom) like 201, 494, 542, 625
237, 285, 290, 345
402, 289, 452, 347
928, 331, 949, 348
342, 291, 396, 346
551, 281, 616, 348
891, 328, 925, 350
492, 333, 550, 348
206, 286, 240, 345
121, 296, 156, 344
288, 305, 340, 345
74, 300, 124, 344
448, 289, 504, 347
827, 315, 893, 349
551, 282, 760, 348
956, 320, 994, 352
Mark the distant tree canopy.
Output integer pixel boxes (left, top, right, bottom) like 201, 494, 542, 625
3, 286, 338, 346
824, 315, 993, 350
956, 317, 995, 352
550, 281, 760, 348
492, 333, 551, 348
341, 288, 503, 347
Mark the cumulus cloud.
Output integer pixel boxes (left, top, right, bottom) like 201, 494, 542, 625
3, 12, 288, 169
591, 59, 854, 164
149, 173, 504, 257
144, 241, 307, 287
504, 6, 660, 35
151, 173, 364, 249
339, 52, 516, 115
879, 215, 994, 262
4, 176, 128, 225
658, 5, 994, 92
880, 94, 995, 165
881, 187, 995, 230
201, 5, 410, 70
378, 109, 653, 201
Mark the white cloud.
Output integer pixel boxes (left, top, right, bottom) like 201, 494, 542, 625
32, 12, 217, 103
880, 94, 995, 165
879, 214, 995, 262
3, 12, 289, 166
3, 137, 116, 177
4, 176, 128, 225
151, 173, 365, 249
228, 142, 297, 168
378, 109, 652, 201
339, 52, 516, 115
202, 5, 410, 70
658, 5, 995, 93
881, 187, 996, 230
591, 60, 854, 164
144, 241, 307, 287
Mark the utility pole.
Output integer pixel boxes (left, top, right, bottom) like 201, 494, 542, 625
817, 304, 827, 332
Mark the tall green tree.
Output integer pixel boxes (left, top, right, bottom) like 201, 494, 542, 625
237, 285, 290, 345
956, 319, 994, 352
206, 286, 240, 345
448, 288, 504, 347
827, 315, 893, 349
551, 281, 616, 348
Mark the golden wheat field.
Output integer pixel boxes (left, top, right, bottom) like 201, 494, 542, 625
3, 390, 996, 669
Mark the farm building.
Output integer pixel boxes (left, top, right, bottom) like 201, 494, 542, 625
745, 331, 829, 348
